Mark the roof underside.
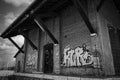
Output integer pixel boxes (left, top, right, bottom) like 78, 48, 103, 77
1, 0, 120, 38
1, 0, 71, 38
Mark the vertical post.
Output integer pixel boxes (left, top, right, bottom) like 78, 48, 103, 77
53, 17, 60, 74
23, 38, 27, 72
88, 0, 115, 75
37, 29, 41, 72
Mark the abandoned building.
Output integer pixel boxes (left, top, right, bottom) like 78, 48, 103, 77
1, 0, 120, 79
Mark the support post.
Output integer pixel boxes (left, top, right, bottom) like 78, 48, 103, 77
34, 17, 59, 44
88, 0, 115, 75
8, 37, 24, 53
71, 0, 96, 33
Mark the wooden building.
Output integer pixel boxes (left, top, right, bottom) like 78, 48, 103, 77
1, 0, 120, 79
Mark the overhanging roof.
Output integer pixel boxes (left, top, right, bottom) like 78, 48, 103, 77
1, 0, 70, 38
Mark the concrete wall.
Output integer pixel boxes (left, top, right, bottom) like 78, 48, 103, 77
16, 52, 24, 72
60, 5, 95, 76
88, 0, 115, 75
25, 27, 39, 72
99, 0, 120, 28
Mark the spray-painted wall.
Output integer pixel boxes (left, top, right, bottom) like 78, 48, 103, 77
25, 27, 39, 72
59, 5, 102, 76
23, 0, 119, 76
31, 5, 103, 76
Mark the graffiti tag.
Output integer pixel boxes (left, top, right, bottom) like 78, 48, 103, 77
26, 50, 37, 69
62, 44, 100, 68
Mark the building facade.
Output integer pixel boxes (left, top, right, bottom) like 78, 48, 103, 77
1, 0, 120, 79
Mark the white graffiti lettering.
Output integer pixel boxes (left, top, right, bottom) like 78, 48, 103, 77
62, 44, 100, 68
26, 50, 37, 68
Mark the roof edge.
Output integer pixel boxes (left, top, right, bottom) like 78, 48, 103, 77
1, 0, 45, 38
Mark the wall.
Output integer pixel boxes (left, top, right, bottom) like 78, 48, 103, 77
88, 0, 115, 75
59, 5, 102, 76
25, 27, 39, 72
23, 0, 119, 76
99, 0, 120, 28
16, 52, 24, 72
38, 17, 60, 74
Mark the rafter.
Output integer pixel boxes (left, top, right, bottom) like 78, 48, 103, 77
20, 32, 38, 50
71, 0, 95, 33
34, 17, 58, 44
8, 37, 24, 53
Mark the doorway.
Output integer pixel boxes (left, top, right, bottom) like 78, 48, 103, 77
108, 26, 120, 76
43, 43, 53, 73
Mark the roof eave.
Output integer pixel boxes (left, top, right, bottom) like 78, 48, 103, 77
0, 0, 44, 38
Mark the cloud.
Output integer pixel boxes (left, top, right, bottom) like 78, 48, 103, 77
0, 35, 24, 53
4, 12, 17, 27
0, 43, 12, 50
2, 12, 24, 68
12, 35, 24, 46
4, 0, 34, 7
0, 35, 24, 68
0, 39, 17, 68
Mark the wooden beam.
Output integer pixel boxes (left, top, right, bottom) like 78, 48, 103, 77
14, 45, 24, 58
97, 0, 106, 11
71, 0, 95, 33
34, 17, 58, 44
8, 37, 24, 53
20, 32, 38, 50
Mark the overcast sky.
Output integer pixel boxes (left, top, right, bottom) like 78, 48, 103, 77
0, 0, 34, 68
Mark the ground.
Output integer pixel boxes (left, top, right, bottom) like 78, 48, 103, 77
0, 70, 14, 76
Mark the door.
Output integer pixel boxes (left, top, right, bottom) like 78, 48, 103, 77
43, 43, 53, 73
108, 26, 120, 76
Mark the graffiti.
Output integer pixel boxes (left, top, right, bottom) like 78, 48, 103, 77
26, 50, 38, 69
62, 44, 100, 68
